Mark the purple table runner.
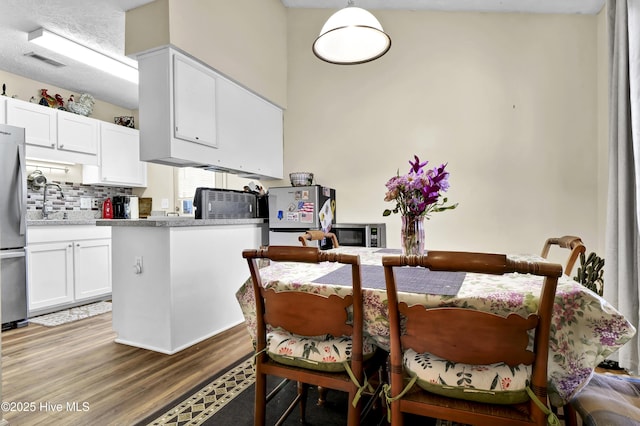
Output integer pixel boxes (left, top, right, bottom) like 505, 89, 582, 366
312, 264, 465, 295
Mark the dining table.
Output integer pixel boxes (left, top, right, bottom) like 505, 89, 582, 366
234, 246, 636, 407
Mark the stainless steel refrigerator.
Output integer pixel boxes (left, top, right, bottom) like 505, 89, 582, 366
0, 124, 28, 330
268, 185, 336, 248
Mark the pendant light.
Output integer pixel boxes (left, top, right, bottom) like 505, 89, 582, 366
312, 0, 391, 65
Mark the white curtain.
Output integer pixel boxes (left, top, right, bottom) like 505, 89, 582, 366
605, 0, 640, 374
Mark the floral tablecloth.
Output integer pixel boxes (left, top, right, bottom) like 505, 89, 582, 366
235, 246, 636, 406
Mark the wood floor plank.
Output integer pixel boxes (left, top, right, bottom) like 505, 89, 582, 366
1, 312, 254, 425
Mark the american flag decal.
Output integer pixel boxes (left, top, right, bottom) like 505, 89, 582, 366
298, 201, 314, 213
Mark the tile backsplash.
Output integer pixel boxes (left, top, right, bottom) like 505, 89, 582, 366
27, 180, 132, 220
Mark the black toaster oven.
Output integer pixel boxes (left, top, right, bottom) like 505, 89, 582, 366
193, 188, 257, 219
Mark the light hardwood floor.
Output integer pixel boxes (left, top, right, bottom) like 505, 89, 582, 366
1, 312, 253, 425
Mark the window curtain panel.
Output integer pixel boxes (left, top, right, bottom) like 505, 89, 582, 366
605, 0, 640, 374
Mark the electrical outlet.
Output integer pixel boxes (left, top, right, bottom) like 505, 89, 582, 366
91, 199, 99, 209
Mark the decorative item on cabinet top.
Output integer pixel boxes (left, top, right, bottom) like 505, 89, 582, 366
67, 93, 95, 116
34, 88, 95, 116
114, 116, 135, 128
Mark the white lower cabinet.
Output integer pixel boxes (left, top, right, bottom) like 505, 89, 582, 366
73, 239, 112, 300
27, 226, 112, 314
27, 242, 74, 311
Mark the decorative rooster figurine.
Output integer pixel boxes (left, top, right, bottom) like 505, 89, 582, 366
54, 94, 65, 110
67, 93, 94, 116
67, 94, 75, 112
39, 89, 57, 108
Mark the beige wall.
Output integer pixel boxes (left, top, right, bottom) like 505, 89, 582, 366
283, 9, 602, 255
596, 7, 609, 256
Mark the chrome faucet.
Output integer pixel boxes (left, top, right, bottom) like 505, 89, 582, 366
42, 183, 65, 219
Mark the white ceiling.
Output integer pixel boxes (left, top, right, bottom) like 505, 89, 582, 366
0, 0, 605, 111
283, 0, 605, 14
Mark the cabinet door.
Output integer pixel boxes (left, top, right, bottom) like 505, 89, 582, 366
217, 78, 283, 178
173, 54, 217, 147
0, 97, 6, 124
6, 98, 56, 149
27, 242, 74, 311
99, 123, 147, 186
57, 110, 99, 155
74, 239, 112, 301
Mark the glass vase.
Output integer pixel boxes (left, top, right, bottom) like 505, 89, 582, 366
401, 215, 425, 256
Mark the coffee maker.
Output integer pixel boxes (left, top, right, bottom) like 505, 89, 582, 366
113, 196, 130, 219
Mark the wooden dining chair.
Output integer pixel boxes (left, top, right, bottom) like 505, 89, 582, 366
298, 230, 339, 248
382, 251, 562, 426
540, 235, 585, 275
243, 245, 386, 426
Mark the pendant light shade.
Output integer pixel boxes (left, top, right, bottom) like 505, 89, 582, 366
312, 6, 391, 65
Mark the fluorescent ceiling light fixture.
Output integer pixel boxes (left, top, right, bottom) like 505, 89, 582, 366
28, 27, 138, 84
312, 2, 391, 65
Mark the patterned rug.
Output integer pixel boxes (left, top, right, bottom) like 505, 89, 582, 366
28, 301, 112, 326
138, 356, 256, 426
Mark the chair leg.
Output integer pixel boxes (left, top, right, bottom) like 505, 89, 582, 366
390, 399, 403, 426
317, 386, 327, 406
254, 369, 267, 426
563, 404, 579, 426
298, 381, 309, 423
347, 389, 360, 426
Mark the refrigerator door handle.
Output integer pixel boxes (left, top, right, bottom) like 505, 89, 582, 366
17, 144, 26, 236
0, 250, 26, 260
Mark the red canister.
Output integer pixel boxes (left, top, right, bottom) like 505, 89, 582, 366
103, 197, 113, 219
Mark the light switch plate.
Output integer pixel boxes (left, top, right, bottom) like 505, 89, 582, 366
80, 197, 91, 209
161, 198, 169, 209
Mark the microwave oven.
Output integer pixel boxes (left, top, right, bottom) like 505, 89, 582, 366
332, 223, 386, 248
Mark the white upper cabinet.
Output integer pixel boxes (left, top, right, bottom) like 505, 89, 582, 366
57, 110, 99, 156
6, 97, 57, 148
5, 97, 97, 165
138, 46, 283, 179
173, 54, 217, 148
216, 78, 283, 179
0, 97, 6, 124
82, 122, 147, 187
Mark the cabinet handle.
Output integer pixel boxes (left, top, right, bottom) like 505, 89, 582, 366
68, 244, 72, 248
76, 243, 80, 247
59, 144, 64, 149
51, 143, 55, 147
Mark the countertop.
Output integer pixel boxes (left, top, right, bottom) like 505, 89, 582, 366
28, 219, 97, 226
95, 217, 268, 227
27, 216, 267, 227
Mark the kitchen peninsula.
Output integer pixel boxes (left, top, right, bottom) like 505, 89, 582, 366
96, 217, 267, 354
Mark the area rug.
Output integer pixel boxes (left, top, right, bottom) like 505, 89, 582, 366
137, 355, 447, 426
137, 355, 256, 426
28, 301, 112, 326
